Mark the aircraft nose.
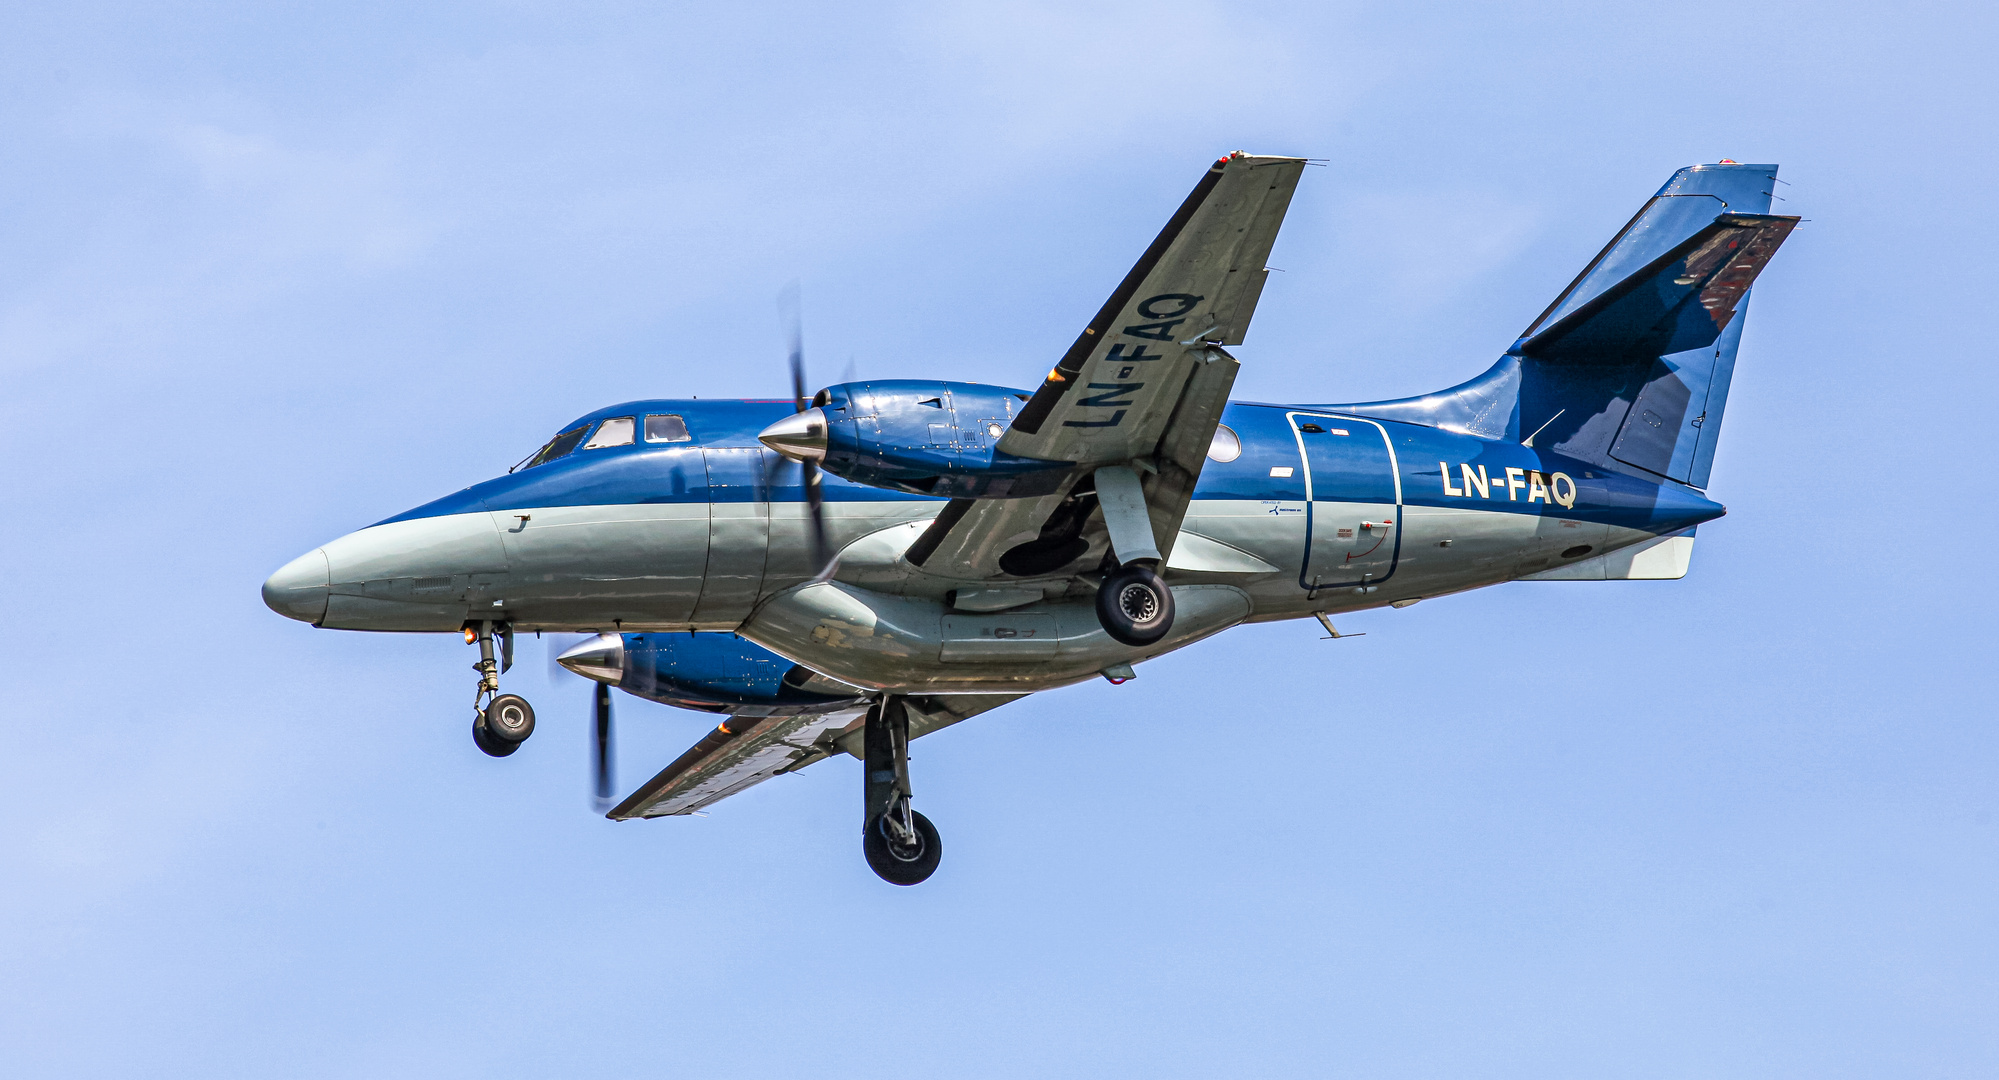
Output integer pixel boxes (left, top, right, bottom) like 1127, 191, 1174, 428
757, 407, 827, 462
262, 549, 330, 624
557, 633, 625, 685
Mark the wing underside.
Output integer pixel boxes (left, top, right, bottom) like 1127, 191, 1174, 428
607, 693, 1023, 819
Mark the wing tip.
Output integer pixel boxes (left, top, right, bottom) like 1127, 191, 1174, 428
1217, 150, 1310, 167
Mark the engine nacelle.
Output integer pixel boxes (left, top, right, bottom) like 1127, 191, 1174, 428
759, 380, 1071, 498
559, 632, 868, 716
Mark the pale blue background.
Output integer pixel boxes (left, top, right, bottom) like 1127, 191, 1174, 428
2, 3, 1994, 1077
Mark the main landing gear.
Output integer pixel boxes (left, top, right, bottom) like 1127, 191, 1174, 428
1096, 560, 1175, 647
467, 620, 536, 758
863, 695, 941, 885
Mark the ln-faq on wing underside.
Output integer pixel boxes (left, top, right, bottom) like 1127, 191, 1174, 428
263, 153, 1797, 885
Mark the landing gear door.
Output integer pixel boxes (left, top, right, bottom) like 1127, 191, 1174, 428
1289, 413, 1401, 592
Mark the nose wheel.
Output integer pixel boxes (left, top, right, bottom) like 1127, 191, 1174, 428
863, 695, 942, 885
467, 621, 535, 757
864, 804, 941, 885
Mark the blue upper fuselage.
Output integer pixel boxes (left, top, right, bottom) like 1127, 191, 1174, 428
380, 394, 1724, 538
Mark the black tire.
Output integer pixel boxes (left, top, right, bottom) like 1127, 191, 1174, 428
483, 694, 536, 743
472, 717, 520, 757
863, 809, 942, 886
1095, 562, 1175, 647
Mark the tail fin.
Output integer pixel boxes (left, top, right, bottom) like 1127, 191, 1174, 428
1351, 163, 1799, 489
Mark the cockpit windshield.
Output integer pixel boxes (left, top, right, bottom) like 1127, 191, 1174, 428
512, 424, 591, 472
582, 416, 635, 449
511, 411, 685, 473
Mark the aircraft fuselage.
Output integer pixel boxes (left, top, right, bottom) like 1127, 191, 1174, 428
264, 393, 1719, 694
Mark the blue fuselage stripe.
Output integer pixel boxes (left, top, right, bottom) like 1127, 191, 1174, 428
378, 398, 1723, 536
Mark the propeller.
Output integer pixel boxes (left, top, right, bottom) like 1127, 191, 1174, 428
591, 680, 615, 812
550, 633, 619, 813
773, 286, 834, 578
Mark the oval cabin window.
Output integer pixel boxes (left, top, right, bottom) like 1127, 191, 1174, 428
1207, 424, 1242, 463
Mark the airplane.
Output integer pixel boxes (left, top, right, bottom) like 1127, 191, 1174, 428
262, 152, 1798, 885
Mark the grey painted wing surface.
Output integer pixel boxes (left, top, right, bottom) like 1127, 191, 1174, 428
907, 154, 1302, 583
608, 708, 867, 819
998, 153, 1304, 465
607, 695, 1025, 819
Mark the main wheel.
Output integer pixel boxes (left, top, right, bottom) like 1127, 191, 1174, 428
483, 694, 536, 743
863, 809, 942, 886
1095, 562, 1175, 646
472, 716, 520, 757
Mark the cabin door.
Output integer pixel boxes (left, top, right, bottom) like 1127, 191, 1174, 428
1289, 413, 1402, 592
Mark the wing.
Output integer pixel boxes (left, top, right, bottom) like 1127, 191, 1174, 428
906, 152, 1306, 582
606, 694, 1024, 819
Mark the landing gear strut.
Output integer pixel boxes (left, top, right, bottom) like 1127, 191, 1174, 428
467, 620, 535, 758
862, 695, 941, 885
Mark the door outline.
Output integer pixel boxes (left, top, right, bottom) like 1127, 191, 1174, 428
1285, 412, 1403, 591
691, 446, 771, 627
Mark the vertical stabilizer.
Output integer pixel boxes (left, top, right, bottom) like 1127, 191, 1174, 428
1344, 163, 1796, 490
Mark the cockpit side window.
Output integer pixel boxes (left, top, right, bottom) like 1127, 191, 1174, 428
514, 424, 591, 472
582, 416, 636, 449
645, 413, 692, 443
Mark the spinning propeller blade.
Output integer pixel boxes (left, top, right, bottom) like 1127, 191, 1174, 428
778, 288, 832, 576
551, 633, 620, 813
592, 680, 615, 812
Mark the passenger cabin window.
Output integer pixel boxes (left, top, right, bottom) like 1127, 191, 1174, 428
1207, 424, 1242, 463
516, 424, 590, 471
645, 413, 692, 443
582, 416, 636, 449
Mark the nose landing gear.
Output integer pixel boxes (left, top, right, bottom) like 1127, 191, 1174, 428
467, 621, 536, 758
862, 695, 942, 885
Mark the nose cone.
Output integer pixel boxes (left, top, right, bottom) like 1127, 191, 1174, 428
757, 407, 827, 462
262, 549, 330, 624
558, 633, 626, 685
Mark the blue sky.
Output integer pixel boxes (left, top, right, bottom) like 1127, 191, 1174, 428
2, 2, 1995, 1076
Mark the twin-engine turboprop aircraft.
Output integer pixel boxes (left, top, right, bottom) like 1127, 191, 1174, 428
264, 152, 1797, 884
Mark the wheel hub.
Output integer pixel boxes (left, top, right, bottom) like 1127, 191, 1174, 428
1118, 582, 1159, 622
881, 800, 925, 861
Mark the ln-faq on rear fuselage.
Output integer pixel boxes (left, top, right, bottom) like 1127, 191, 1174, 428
263, 152, 1799, 885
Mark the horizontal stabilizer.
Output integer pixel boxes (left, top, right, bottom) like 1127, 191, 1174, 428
1519, 213, 1798, 363
1521, 532, 1695, 581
